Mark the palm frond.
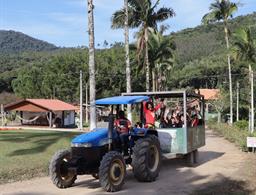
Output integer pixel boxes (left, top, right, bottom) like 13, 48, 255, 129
202, 11, 219, 24
153, 7, 175, 22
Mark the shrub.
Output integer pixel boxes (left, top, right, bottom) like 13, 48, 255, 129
234, 120, 248, 130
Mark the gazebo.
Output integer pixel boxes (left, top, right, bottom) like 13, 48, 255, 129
4, 99, 77, 128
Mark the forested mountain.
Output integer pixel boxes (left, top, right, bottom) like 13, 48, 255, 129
173, 12, 256, 65
0, 12, 255, 104
0, 30, 58, 54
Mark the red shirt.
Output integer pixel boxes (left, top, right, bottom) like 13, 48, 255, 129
114, 118, 131, 134
143, 101, 161, 125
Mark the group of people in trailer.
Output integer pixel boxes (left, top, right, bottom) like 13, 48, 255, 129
114, 98, 201, 135
113, 98, 202, 152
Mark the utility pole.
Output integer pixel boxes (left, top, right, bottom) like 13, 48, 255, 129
236, 81, 239, 122
80, 70, 83, 131
85, 82, 89, 124
249, 65, 254, 133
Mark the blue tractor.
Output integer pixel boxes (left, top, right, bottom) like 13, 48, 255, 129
49, 96, 161, 192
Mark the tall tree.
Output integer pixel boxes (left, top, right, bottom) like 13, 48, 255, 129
112, 0, 175, 91
233, 27, 256, 131
124, 0, 132, 120
88, 0, 96, 129
202, 0, 238, 125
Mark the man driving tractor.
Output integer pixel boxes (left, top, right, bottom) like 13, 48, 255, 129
114, 110, 131, 154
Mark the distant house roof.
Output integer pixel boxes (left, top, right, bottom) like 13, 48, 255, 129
199, 89, 220, 100
4, 99, 77, 112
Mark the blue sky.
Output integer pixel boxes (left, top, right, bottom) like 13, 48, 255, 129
0, 0, 255, 47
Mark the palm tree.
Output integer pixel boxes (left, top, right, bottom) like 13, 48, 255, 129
233, 27, 256, 131
202, 0, 238, 125
124, 0, 132, 120
232, 27, 256, 63
88, 0, 96, 129
148, 28, 176, 91
112, 0, 175, 91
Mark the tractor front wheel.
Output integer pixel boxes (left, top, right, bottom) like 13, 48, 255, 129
99, 151, 126, 192
49, 149, 77, 188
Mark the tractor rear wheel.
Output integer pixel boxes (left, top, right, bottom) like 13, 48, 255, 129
99, 151, 126, 192
132, 135, 161, 182
49, 149, 77, 188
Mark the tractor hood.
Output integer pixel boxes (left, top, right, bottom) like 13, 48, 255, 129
71, 128, 109, 147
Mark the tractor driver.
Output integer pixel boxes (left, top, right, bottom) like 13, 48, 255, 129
114, 110, 131, 154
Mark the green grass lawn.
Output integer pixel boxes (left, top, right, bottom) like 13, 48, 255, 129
0, 129, 80, 184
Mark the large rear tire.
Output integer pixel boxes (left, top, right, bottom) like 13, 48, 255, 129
99, 151, 126, 192
49, 149, 77, 188
132, 135, 161, 182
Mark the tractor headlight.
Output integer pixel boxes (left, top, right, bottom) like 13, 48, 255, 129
71, 143, 92, 148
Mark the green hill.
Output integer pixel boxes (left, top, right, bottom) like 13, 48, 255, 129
172, 12, 256, 65
0, 30, 58, 54
0, 12, 255, 101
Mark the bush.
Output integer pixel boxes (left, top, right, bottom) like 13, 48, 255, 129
234, 120, 248, 130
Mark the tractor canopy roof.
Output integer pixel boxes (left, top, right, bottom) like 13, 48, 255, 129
95, 95, 149, 105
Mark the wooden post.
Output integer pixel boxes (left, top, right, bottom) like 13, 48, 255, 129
62, 111, 65, 127
20, 111, 23, 125
249, 65, 254, 133
49, 112, 52, 128
1, 104, 3, 127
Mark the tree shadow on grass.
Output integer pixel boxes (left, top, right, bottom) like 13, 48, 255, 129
8, 138, 60, 156
1, 131, 80, 156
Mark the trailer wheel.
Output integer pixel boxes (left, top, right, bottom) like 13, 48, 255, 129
132, 135, 161, 182
49, 149, 77, 188
99, 151, 126, 192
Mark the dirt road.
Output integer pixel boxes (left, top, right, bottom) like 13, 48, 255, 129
1, 130, 255, 195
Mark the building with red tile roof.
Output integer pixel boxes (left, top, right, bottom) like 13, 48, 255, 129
4, 99, 77, 128
198, 89, 220, 100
